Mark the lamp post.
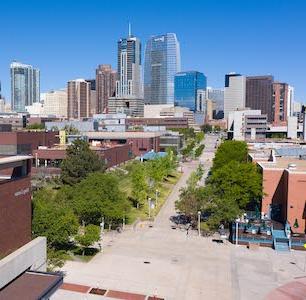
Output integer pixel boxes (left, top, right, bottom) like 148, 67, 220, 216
198, 211, 201, 237
235, 218, 239, 246
122, 216, 125, 231
148, 197, 152, 220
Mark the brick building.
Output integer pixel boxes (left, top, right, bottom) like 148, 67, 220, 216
0, 131, 59, 156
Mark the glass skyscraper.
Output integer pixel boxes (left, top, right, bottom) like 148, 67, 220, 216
115, 29, 142, 98
174, 71, 207, 111
144, 33, 181, 105
11, 61, 40, 112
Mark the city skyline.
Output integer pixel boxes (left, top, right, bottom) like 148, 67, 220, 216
0, 0, 305, 103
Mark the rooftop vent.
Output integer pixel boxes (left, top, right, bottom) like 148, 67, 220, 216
288, 163, 297, 170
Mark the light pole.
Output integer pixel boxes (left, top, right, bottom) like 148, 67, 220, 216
148, 197, 152, 220
122, 216, 125, 231
235, 218, 239, 246
198, 211, 201, 237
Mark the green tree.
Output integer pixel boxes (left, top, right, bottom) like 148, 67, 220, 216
131, 163, 148, 208
76, 224, 100, 256
61, 139, 105, 185
32, 189, 79, 247
195, 132, 204, 144
26, 123, 45, 130
195, 144, 205, 157
201, 124, 212, 133
212, 140, 248, 172
71, 172, 129, 225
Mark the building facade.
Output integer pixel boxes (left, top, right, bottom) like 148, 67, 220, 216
67, 79, 91, 119
224, 74, 246, 118
95, 64, 116, 113
174, 71, 206, 111
144, 33, 181, 105
245, 75, 274, 122
43, 89, 68, 117
206, 87, 224, 119
10, 62, 40, 112
115, 31, 142, 98
272, 82, 288, 126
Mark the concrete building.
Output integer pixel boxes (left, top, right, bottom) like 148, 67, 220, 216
93, 113, 127, 132
144, 104, 174, 118
67, 79, 91, 119
288, 85, 294, 117
43, 89, 68, 117
10, 61, 40, 112
25, 102, 44, 115
287, 116, 298, 139
0, 112, 27, 130
273, 82, 288, 125
116, 27, 142, 98
144, 33, 181, 105
0, 99, 5, 113
108, 96, 144, 117
96, 64, 116, 113
224, 73, 246, 119
228, 109, 267, 141
174, 71, 206, 111
126, 117, 188, 129
245, 75, 274, 122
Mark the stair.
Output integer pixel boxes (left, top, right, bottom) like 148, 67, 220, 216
272, 229, 290, 251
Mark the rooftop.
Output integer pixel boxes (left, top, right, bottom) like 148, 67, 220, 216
0, 155, 32, 166
85, 131, 161, 139
258, 157, 306, 173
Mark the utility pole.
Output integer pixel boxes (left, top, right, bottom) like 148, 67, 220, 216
198, 211, 201, 236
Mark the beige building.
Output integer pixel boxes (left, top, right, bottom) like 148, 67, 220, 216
67, 79, 91, 119
43, 89, 67, 117
96, 65, 116, 114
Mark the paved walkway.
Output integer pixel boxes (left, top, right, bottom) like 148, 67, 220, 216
53, 135, 233, 300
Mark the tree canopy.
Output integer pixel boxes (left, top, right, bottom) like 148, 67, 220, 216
212, 140, 248, 171
61, 139, 105, 185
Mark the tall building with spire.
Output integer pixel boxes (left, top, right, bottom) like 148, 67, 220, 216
144, 33, 181, 105
115, 24, 142, 98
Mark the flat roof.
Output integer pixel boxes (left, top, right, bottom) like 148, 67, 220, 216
258, 157, 306, 173
0, 155, 32, 165
85, 131, 161, 139
0, 271, 63, 300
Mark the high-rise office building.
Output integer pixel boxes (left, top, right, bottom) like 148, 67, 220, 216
206, 87, 224, 119
144, 33, 181, 105
174, 71, 206, 112
85, 79, 97, 116
115, 27, 142, 98
245, 76, 274, 122
44, 89, 68, 117
224, 73, 246, 118
96, 65, 117, 113
67, 79, 91, 119
272, 82, 288, 125
10, 61, 40, 112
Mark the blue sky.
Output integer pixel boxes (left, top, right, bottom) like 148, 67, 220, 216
1, 0, 305, 102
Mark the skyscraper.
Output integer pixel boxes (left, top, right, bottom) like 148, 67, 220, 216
174, 71, 206, 111
67, 79, 91, 119
206, 87, 224, 119
144, 33, 181, 105
96, 65, 116, 113
115, 27, 142, 98
224, 73, 246, 118
10, 61, 40, 112
245, 76, 274, 122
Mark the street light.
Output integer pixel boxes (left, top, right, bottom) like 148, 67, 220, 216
235, 218, 240, 246
148, 197, 152, 220
198, 211, 201, 236
155, 189, 159, 206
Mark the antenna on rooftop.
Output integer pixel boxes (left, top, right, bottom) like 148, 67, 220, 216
128, 21, 132, 37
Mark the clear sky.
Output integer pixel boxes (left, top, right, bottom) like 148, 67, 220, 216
1, 0, 305, 102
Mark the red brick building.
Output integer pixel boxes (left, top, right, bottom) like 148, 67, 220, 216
0, 131, 59, 156
0, 156, 32, 256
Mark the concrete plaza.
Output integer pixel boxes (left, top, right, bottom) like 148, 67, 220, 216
53, 135, 306, 300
